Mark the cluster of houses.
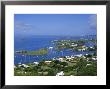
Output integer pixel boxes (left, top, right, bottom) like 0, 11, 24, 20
52, 53, 96, 62
15, 52, 97, 76
15, 53, 96, 68
57, 40, 96, 52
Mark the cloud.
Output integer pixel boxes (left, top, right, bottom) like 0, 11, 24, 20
15, 21, 32, 30
88, 15, 97, 30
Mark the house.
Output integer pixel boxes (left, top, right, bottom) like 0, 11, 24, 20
86, 64, 92, 67
92, 58, 97, 61
88, 58, 97, 61
22, 64, 29, 68
67, 57, 72, 60
75, 54, 82, 57
57, 58, 65, 62
18, 64, 22, 67
78, 49, 82, 51
62, 43, 65, 46
45, 61, 52, 64
66, 57, 75, 61
86, 54, 88, 55
56, 71, 64, 76
33, 62, 39, 65
90, 47, 93, 48
78, 48, 86, 51
71, 55, 74, 58
71, 44, 77, 47
65, 56, 70, 58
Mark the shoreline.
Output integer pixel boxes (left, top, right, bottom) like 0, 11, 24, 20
14, 53, 97, 76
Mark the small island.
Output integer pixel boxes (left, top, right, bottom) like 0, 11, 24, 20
14, 39, 97, 76
15, 48, 48, 56
14, 14, 97, 76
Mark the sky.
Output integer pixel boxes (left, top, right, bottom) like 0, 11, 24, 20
14, 14, 97, 36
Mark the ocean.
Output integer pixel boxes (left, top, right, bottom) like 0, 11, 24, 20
14, 35, 96, 64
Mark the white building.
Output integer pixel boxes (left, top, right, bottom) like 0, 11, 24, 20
90, 47, 93, 48
71, 44, 77, 47
75, 54, 83, 57
18, 64, 22, 67
56, 71, 64, 76
67, 57, 72, 60
33, 62, 39, 65
92, 58, 97, 61
22, 64, 29, 68
86, 64, 92, 67
45, 61, 52, 64
65, 56, 70, 58
62, 43, 65, 46
71, 55, 74, 59
57, 58, 65, 62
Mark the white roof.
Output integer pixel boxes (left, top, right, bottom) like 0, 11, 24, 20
56, 71, 64, 76
75, 54, 82, 57
45, 61, 52, 62
33, 62, 39, 64
22, 64, 29, 68
92, 58, 97, 60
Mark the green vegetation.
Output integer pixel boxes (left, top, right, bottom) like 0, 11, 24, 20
14, 39, 97, 76
14, 54, 97, 76
75, 59, 97, 76
16, 48, 48, 55
53, 39, 96, 51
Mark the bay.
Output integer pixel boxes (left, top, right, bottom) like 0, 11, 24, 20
14, 35, 96, 64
